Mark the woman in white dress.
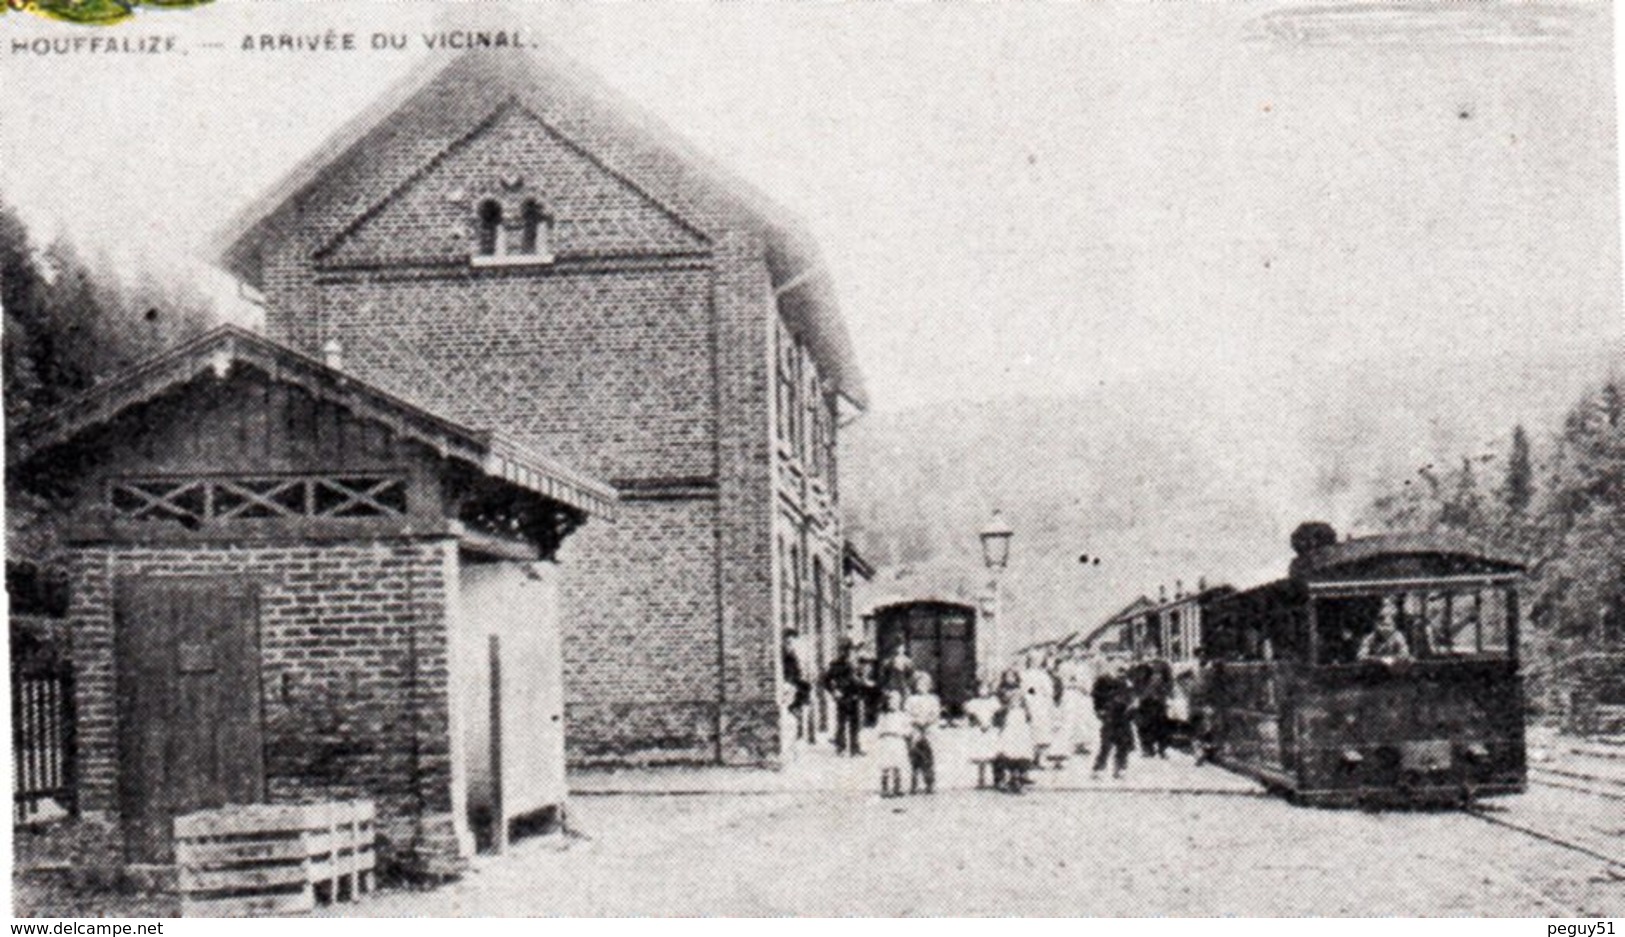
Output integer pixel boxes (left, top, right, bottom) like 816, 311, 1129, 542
1019, 660, 1056, 765
875, 691, 910, 797
1053, 658, 1086, 756
962, 680, 1002, 786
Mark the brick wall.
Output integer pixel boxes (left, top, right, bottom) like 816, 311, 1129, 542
260, 107, 826, 767
555, 500, 724, 764
313, 268, 715, 482
67, 540, 468, 874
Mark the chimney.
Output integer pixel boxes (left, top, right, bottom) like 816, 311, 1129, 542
323, 338, 344, 370
1158, 584, 1167, 603
1197, 576, 1207, 592
1175, 579, 1184, 599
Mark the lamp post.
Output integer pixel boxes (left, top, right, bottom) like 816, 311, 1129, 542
979, 510, 1014, 676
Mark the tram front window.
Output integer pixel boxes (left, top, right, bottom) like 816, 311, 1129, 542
1316, 588, 1516, 663
1418, 588, 1511, 656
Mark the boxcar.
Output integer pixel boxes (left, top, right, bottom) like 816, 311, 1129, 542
869, 600, 979, 717
1200, 532, 1527, 806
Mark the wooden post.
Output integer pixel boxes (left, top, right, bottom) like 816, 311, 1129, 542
488, 634, 505, 854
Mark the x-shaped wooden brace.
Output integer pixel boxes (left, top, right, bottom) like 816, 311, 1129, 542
313, 477, 403, 517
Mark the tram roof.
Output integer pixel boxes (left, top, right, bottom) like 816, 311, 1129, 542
1291, 531, 1525, 580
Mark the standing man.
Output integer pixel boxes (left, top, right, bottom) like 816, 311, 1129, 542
1135, 659, 1173, 758
822, 638, 870, 756
1091, 660, 1137, 779
782, 629, 812, 742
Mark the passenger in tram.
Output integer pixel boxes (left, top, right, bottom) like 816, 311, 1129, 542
1357, 600, 1412, 661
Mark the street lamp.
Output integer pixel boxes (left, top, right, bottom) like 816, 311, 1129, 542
979, 510, 1014, 570
979, 510, 1014, 674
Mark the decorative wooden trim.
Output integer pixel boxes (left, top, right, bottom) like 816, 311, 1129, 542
107, 474, 408, 525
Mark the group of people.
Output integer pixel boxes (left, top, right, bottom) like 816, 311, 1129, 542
817, 637, 942, 795
786, 631, 1198, 796
1085, 657, 1178, 777
962, 657, 1096, 792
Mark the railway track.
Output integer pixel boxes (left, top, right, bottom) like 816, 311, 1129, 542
1462, 804, 1625, 874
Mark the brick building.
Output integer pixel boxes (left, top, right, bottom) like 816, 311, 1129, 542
217, 47, 868, 765
10, 326, 614, 873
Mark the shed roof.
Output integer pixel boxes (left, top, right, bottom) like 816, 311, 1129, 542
10, 325, 617, 519
215, 45, 867, 409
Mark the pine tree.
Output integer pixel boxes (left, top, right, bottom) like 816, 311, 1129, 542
1439, 456, 1485, 532
1504, 424, 1534, 517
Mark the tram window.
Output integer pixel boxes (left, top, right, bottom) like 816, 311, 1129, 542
1386, 588, 1512, 656
1418, 592, 1459, 656
1477, 590, 1511, 653
1314, 596, 1382, 664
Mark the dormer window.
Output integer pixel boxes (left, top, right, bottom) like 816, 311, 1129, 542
472, 196, 554, 266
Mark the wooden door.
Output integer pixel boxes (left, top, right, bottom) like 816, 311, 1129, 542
938, 612, 975, 716
116, 576, 264, 863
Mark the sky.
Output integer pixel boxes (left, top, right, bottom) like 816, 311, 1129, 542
2, 0, 1617, 418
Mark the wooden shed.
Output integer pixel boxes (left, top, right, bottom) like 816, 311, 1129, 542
8, 325, 615, 875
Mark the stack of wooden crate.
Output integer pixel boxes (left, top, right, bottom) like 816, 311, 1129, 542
174, 801, 376, 916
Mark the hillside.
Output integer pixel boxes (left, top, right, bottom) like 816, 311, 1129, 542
839, 341, 1622, 649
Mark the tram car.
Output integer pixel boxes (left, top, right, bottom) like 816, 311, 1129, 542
1197, 529, 1527, 806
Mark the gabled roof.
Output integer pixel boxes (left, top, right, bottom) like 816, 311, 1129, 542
215, 45, 868, 409
11, 325, 617, 519
1101, 595, 1155, 625
854, 562, 989, 617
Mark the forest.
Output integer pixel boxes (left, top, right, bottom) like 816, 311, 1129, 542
2, 194, 216, 562
1361, 392, 1625, 712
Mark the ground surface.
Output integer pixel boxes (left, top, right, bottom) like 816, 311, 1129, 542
329, 728, 1624, 917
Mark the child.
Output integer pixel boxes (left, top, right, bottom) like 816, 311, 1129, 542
995, 668, 1034, 793
963, 680, 1001, 788
904, 671, 943, 794
875, 690, 910, 798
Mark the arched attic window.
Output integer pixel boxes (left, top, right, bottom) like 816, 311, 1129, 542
519, 199, 552, 257
476, 199, 503, 256
471, 197, 554, 265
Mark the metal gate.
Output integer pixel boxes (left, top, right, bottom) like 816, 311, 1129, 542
12, 617, 75, 825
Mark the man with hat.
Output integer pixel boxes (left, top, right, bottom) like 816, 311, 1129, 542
821, 637, 871, 756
